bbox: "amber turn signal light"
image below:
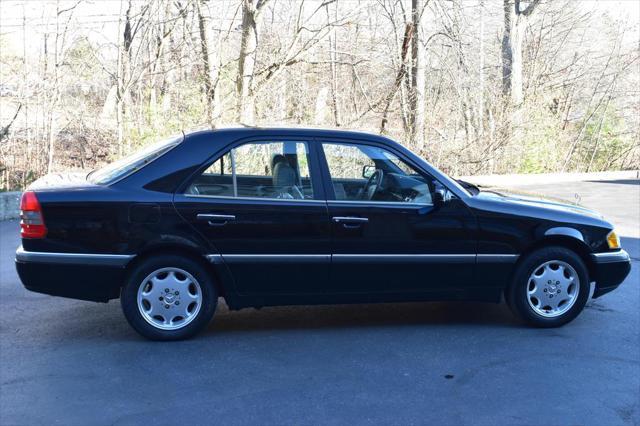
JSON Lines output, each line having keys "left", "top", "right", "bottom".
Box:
{"left": 606, "top": 230, "right": 621, "bottom": 249}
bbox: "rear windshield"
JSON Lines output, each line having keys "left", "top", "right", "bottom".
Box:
{"left": 87, "top": 135, "right": 182, "bottom": 185}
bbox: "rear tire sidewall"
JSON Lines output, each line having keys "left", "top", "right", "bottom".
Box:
{"left": 121, "top": 255, "right": 217, "bottom": 340}
{"left": 508, "top": 247, "right": 590, "bottom": 327}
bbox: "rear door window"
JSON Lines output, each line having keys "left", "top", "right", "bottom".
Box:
{"left": 187, "top": 141, "right": 314, "bottom": 200}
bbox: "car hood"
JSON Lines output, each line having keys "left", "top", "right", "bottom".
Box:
{"left": 475, "top": 187, "right": 604, "bottom": 220}
{"left": 27, "top": 171, "right": 96, "bottom": 191}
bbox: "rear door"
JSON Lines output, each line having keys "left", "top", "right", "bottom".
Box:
{"left": 173, "top": 137, "right": 330, "bottom": 295}
{"left": 319, "top": 140, "right": 476, "bottom": 295}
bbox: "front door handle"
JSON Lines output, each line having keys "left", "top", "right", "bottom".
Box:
{"left": 332, "top": 216, "right": 369, "bottom": 228}
{"left": 197, "top": 213, "right": 236, "bottom": 226}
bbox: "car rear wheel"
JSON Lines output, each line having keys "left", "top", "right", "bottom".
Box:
{"left": 121, "top": 255, "right": 217, "bottom": 340}
{"left": 507, "top": 246, "right": 590, "bottom": 327}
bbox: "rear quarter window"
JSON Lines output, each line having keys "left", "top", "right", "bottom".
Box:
{"left": 88, "top": 136, "right": 182, "bottom": 185}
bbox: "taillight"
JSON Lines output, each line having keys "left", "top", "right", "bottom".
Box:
{"left": 20, "top": 191, "right": 47, "bottom": 238}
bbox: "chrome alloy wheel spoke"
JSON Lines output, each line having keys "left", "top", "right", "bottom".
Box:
{"left": 136, "top": 267, "right": 203, "bottom": 331}
{"left": 526, "top": 260, "right": 579, "bottom": 318}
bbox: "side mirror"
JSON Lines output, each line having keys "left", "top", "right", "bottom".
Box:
{"left": 362, "top": 165, "right": 375, "bottom": 179}
{"left": 433, "top": 189, "right": 447, "bottom": 205}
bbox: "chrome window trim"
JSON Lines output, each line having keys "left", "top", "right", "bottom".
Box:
{"left": 183, "top": 194, "right": 326, "bottom": 204}
{"left": 328, "top": 200, "right": 431, "bottom": 208}
{"left": 591, "top": 250, "right": 630, "bottom": 264}
{"left": 15, "top": 246, "right": 134, "bottom": 267}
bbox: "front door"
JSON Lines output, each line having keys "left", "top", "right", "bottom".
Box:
{"left": 319, "top": 140, "right": 476, "bottom": 295}
{"left": 173, "top": 138, "right": 330, "bottom": 296}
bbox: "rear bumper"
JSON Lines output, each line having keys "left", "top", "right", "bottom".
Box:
{"left": 590, "top": 250, "right": 632, "bottom": 298}
{"left": 15, "top": 246, "right": 133, "bottom": 302}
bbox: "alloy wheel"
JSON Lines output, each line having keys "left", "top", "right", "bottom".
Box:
{"left": 136, "top": 267, "right": 202, "bottom": 330}
{"left": 526, "top": 260, "right": 580, "bottom": 318}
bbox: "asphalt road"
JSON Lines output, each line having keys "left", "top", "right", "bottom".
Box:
{"left": 1, "top": 180, "right": 638, "bottom": 426}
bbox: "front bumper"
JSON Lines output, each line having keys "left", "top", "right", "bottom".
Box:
{"left": 15, "top": 246, "right": 133, "bottom": 302}
{"left": 590, "top": 249, "right": 632, "bottom": 298}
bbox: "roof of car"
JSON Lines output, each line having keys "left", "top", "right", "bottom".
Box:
{"left": 184, "top": 126, "right": 397, "bottom": 143}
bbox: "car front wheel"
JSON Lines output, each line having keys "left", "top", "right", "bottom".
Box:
{"left": 507, "top": 246, "right": 590, "bottom": 327}
{"left": 121, "top": 254, "right": 217, "bottom": 340}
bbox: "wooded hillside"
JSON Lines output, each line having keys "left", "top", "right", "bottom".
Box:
{"left": 1, "top": 0, "right": 638, "bottom": 190}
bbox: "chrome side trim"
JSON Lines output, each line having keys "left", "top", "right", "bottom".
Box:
{"left": 15, "top": 246, "right": 134, "bottom": 267}
{"left": 206, "top": 254, "right": 224, "bottom": 264}
{"left": 206, "top": 253, "right": 519, "bottom": 264}
{"left": 332, "top": 254, "right": 475, "bottom": 264}
{"left": 477, "top": 254, "right": 520, "bottom": 263}
{"left": 207, "top": 254, "right": 330, "bottom": 264}
{"left": 591, "top": 250, "right": 630, "bottom": 264}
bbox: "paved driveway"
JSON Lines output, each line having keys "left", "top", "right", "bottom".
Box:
{"left": 1, "top": 180, "right": 638, "bottom": 426}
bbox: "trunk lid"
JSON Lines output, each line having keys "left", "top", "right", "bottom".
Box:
{"left": 27, "top": 172, "right": 97, "bottom": 192}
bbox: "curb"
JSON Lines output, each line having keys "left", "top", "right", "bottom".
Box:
{"left": 457, "top": 170, "right": 639, "bottom": 187}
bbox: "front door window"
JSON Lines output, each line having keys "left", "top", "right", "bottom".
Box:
{"left": 322, "top": 143, "right": 434, "bottom": 204}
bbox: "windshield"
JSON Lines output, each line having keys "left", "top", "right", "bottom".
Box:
{"left": 87, "top": 135, "right": 182, "bottom": 185}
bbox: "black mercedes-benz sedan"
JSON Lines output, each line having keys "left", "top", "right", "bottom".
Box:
{"left": 15, "top": 128, "right": 631, "bottom": 340}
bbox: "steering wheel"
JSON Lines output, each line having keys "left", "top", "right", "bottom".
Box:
{"left": 275, "top": 185, "right": 304, "bottom": 200}
{"left": 287, "top": 185, "right": 304, "bottom": 199}
{"left": 361, "top": 169, "right": 383, "bottom": 200}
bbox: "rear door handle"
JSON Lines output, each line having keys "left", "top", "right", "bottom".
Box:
{"left": 332, "top": 216, "right": 368, "bottom": 228}
{"left": 332, "top": 216, "right": 369, "bottom": 223}
{"left": 197, "top": 213, "right": 236, "bottom": 226}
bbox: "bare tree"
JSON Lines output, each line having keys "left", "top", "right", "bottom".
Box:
{"left": 502, "top": 0, "right": 540, "bottom": 106}
{"left": 1, "top": 0, "right": 638, "bottom": 191}
{"left": 46, "top": 0, "right": 82, "bottom": 173}
{"left": 236, "top": 0, "right": 272, "bottom": 124}
{"left": 408, "top": 0, "right": 427, "bottom": 149}
{"left": 195, "top": 0, "right": 220, "bottom": 128}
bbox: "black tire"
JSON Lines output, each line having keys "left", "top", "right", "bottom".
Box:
{"left": 506, "top": 246, "right": 590, "bottom": 328}
{"left": 121, "top": 254, "right": 217, "bottom": 340}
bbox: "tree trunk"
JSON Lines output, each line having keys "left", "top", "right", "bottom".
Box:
{"left": 409, "top": 0, "right": 426, "bottom": 150}
{"left": 327, "top": 2, "right": 340, "bottom": 127}
{"left": 502, "top": 0, "right": 538, "bottom": 107}
{"left": 380, "top": 23, "right": 414, "bottom": 135}
{"left": 237, "top": 0, "right": 260, "bottom": 124}
{"left": 314, "top": 87, "right": 328, "bottom": 125}
{"left": 478, "top": 0, "right": 485, "bottom": 140}
{"left": 501, "top": 1, "right": 524, "bottom": 106}
{"left": 196, "top": 0, "right": 219, "bottom": 128}
{"left": 114, "top": 0, "right": 136, "bottom": 155}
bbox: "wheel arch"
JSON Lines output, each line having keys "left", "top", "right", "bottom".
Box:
{"left": 517, "top": 234, "right": 596, "bottom": 282}
{"left": 123, "top": 244, "right": 230, "bottom": 297}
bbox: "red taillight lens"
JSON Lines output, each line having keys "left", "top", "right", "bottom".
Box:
{"left": 20, "top": 191, "right": 47, "bottom": 238}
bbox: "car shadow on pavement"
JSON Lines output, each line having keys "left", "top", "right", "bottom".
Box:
{"left": 205, "top": 300, "right": 520, "bottom": 336}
